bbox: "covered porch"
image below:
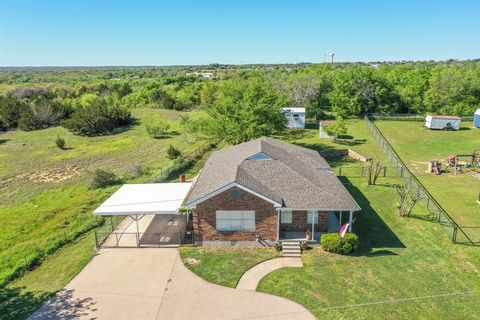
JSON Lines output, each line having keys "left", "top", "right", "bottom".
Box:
{"left": 277, "top": 209, "right": 355, "bottom": 243}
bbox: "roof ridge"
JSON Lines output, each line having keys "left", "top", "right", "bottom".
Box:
{"left": 236, "top": 165, "right": 283, "bottom": 204}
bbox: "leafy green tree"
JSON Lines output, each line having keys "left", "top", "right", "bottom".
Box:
{"left": 62, "top": 97, "right": 132, "bottom": 136}
{"left": 90, "top": 169, "right": 121, "bottom": 189}
{"left": 0, "top": 94, "right": 27, "bottom": 128}
{"left": 199, "top": 80, "right": 218, "bottom": 109}
{"left": 424, "top": 65, "right": 480, "bottom": 115}
{"left": 328, "top": 66, "right": 401, "bottom": 116}
{"left": 166, "top": 144, "right": 182, "bottom": 160}
{"left": 323, "top": 116, "right": 347, "bottom": 141}
{"left": 18, "top": 99, "right": 66, "bottom": 131}
{"left": 145, "top": 120, "right": 170, "bottom": 138}
{"left": 55, "top": 135, "right": 66, "bottom": 150}
{"left": 277, "top": 69, "right": 331, "bottom": 120}
{"left": 205, "top": 77, "right": 287, "bottom": 144}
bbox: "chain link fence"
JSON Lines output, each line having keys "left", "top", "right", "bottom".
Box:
{"left": 369, "top": 113, "right": 474, "bottom": 122}
{"left": 364, "top": 115, "right": 479, "bottom": 245}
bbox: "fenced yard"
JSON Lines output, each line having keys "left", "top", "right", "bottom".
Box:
{"left": 365, "top": 116, "right": 480, "bottom": 245}
{"left": 181, "top": 119, "right": 480, "bottom": 320}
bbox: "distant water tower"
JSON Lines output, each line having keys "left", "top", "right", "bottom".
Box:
{"left": 329, "top": 52, "right": 335, "bottom": 64}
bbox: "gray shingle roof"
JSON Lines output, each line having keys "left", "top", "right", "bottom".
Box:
{"left": 185, "top": 137, "right": 360, "bottom": 211}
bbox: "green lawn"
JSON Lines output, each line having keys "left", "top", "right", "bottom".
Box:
{"left": 0, "top": 108, "right": 208, "bottom": 286}
{"left": 1, "top": 234, "right": 96, "bottom": 320}
{"left": 374, "top": 121, "right": 480, "bottom": 226}
{"left": 3, "top": 118, "right": 480, "bottom": 320}
{"left": 178, "top": 247, "right": 281, "bottom": 288}
{"left": 259, "top": 174, "right": 480, "bottom": 319}
{"left": 277, "top": 120, "right": 390, "bottom": 168}
{"left": 180, "top": 120, "right": 480, "bottom": 320}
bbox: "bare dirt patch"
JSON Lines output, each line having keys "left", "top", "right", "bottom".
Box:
{"left": 410, "top": 160, "right": 430, "bottom": 173}
{"left": 184, "top": 258, "right": 200, "bottom": 266}
{"left": 17, "top": 164, "right": 82, "bottom": 183}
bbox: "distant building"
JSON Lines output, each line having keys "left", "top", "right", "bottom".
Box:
{"left": 282, "top": 108, "right": 305, "bottom": 128}
{"left": 187, "top": 71, "right": 216, "bottom": 79}
{"left": 474, "top": 109, "right": 480, "bottom": 128}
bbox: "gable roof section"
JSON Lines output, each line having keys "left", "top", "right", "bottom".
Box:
{"left": 184, "top": 137, "right": 360, "bottom": 211}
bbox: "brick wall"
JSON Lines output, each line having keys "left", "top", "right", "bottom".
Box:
{"left": 193, "top": 187, "right": 278, "bottom": 242}
{"left": 280, "top": 210, "right": 328, "bottom": 232}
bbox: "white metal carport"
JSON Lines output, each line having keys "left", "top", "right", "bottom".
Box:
{"left": 93, "top": 183, "right": 192, "bottom": 247}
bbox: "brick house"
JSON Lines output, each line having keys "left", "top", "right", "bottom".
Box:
{"left": 184, "top": 137, "right": 360, "bottom": 247}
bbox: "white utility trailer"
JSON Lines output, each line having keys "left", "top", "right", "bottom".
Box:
{"left": 425, "top": 115, "right": 461, "bottom": 131}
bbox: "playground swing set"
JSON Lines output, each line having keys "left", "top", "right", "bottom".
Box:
{"left": 447, "top": 151, "right": 480, "bottom": 175}
{"left": 428, "top": 149, "right": 480, "bottom": 175}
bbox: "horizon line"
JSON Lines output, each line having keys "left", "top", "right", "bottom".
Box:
{"left": 1, "top": 58, "right": 479, "bottom": 69}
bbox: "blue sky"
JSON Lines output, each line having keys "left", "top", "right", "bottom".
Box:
{"left": 0, "top": 0, "right": 479, "bottom": 66}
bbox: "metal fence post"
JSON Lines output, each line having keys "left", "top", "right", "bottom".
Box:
{"left": 94, "top": 231, "right": 99, "bottom": 248}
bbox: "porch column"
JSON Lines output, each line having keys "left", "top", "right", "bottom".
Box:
{"left": 348, "top": 211, "right": 353, "bottom": 232}
{"left": 311, "top": 211, "right": 316, "bottom": 241}
{"left": 339, "top": 211, "right": 343, "bottom": 227}
{"left": 276, "top": 209, "right": 280, "bottom": 241}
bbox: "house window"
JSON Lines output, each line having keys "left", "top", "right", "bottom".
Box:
{"left": 281, "top": 211, "right": 292, "bottom": 224}
{"left": 216, "top": 211, "right": 255, "bottom": 232}
{"left": 293, "top": 114, "right": 300, "bottom": 120}
{"left": 307, "top": 211, "right": 318, "bottom": 224}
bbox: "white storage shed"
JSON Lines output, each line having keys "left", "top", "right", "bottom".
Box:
{"left": 474, "top": 109, "right": 480, "bottom": 128}
{"left": 282, "top": 108, "right": 305, "bottom": 128}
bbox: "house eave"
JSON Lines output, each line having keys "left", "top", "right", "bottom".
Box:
{"left": 276, "top": 207, "right": 361, "bottom": 212}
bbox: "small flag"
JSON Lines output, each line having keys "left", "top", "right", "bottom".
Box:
{"left": 339, "top": 222, "right": 351, "bottom": 238}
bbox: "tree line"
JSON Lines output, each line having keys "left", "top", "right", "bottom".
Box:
{"left": 0, "top": 61, "right": 479, "bottom": 139}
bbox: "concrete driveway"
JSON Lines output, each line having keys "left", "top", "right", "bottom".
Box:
{"left": 29, "top": 248, "right": 314, "bottom": 320}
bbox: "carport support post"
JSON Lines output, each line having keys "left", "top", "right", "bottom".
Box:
{"left": 348, "top": 211, "right": 353, "bottom": 232}
{"left": 135, "top": 214, "right": 140, "bottom": 247}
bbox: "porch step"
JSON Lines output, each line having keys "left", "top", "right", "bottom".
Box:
{"left": 280, "top": 241, "right": 302, "bottom": 257}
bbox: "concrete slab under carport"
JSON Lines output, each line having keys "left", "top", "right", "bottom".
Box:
{"left": 101, "top": 215, "right": 155, "bottom": 247}
{"left": 101, "top": 214, "right": 187, "bottom": 247}
{"left": 29, "top": 248, "right": 314, "bottom": 320}
{"left": 140, "top": 214, "right": 187, "bottom": 246}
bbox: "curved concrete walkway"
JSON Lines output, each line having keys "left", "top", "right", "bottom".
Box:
{"left": 30, "top": 249, "right": 314, "bottom": 320}
{"left": 236, "top": 257, "right": 303, "bottom": 291}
